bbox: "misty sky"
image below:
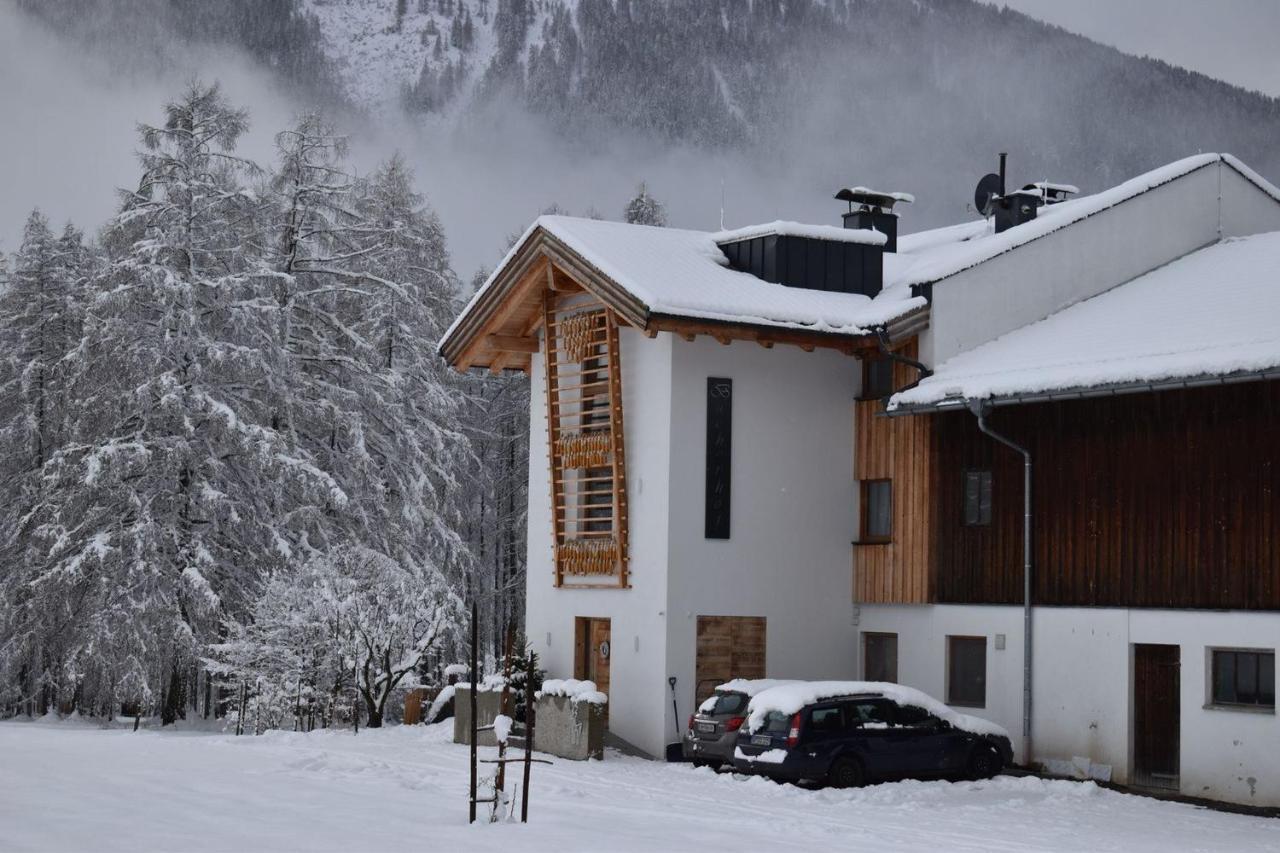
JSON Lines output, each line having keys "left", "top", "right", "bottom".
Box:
{"left": 1001, "top": 0, "right": 1280, "bottom": 97}
{"left": 3, "top": 1, "right": 1279, "bottom": 274}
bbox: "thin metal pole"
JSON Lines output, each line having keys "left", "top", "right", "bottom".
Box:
{"left": 521, "top": 651, "right": 534, "bottom": 823}
{"left": 469, "top": 599, "right": 478, "bottom": 824}
{"left": 972, "top": 403, "right": 1033, "bottom": 765}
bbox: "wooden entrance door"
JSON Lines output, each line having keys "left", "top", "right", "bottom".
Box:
{"left": 1133, "top": 643, "right": 1180, "bottom": 790}
{"left": 575, "top": 617, "right": 611, "bottom": 724}
{"left": 695, "top": 616, "right": 766, "bottom": 706}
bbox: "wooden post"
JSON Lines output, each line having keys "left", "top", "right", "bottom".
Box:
{"left": 236, "top": 682, "right": 246, "bottom": 736}
{"left": 468, "top": 599, "right": 478, "bottom": 824}
{"left": 521, "top": 651, "right": 535, "bottom": 823}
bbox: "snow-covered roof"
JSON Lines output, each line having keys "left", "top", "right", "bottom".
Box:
{"left": 712, "top": 220, "right": 887, "bottom": 246}
{"left": 890, "top": 231, "right": 1280, "bottom": 410}
{"left": 440, "top": 215, "right": 925, "bottom": 355}
{"left": 882, "top": 153, "right": 1280, "bottom": 292}
{"left": 743, "top": 680, "right": 1009, "bottom": 739}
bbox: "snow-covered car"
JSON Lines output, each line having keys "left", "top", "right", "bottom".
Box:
{"left": 732, "top": 681, "right": 1013, "bottom": 787}
{"left": 683, "top": 679, "right": 798, "bottom": 769}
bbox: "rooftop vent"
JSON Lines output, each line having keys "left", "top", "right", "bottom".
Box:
{"left": 974, "top": 153, "right": 1077, "bottom": 234}
{"left": 834, "top": 186, "right": 914, "bottom": 252}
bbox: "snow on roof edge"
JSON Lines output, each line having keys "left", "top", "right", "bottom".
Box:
{"left": 713, "top": 220, "right": 888, "bottom": 246}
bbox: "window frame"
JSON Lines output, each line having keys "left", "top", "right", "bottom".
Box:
{"left": 946, "top": 635, "right": 988, "bottom": 709}
{"left": 963, "top": 469, "right": 993, "bottom": 527}
{"left": 860, "top": 479, "right": 893, "bottom": 544}
{"left": 862, "top": 631, "right": 899, "bottom": 684}
{"left": 859, "top": 357, "right": 895, "bottom": 401}
{"left": 1207, "top": 647, "right": 1275, "bottom": 712}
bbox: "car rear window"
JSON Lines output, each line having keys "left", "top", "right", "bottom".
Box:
{"left": 760, "top": 711, "right": 792, "bottom": 733}
{"left": 708, "top": 692, "right": 749, "bottom": 715}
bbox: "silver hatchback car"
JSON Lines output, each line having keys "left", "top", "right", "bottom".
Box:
{"left": 683, "top": 680, "right": 797, "bottom": 768}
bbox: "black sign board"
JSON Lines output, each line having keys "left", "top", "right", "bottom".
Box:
{"left": 705, "top": 377, "right": 733, "bottom": 539}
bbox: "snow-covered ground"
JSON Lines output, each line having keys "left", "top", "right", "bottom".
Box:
{"left": 1, "top": 719, "right": 1275, "bottom": 852}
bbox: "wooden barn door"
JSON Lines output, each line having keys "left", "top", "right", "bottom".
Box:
{"left": 695, "top": 616, "right": 766, "bottom": 706}
{"left": 575, "top": 617, "right": 611, "bottom": 725}
{"left": 1133, "top": 644, "right": 1180, "bottom": 790}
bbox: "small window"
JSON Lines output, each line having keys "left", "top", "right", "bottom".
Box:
{"left": 863, "top": 632, "right": 898, "bottom": 683}
{"left": 963, "top": 470, "right": 993, "bottom": 526}
{"left": 947, "top": 636, "right": 987, "bottom": 708}
{"left": 861, "top": 358, "right": 895, "bottom": 400}
{"left": 861, "top": 479, "right": 892, "bottom": 542}
{"left": 1211, "top": 649, "right": 1275, "bottom": 709}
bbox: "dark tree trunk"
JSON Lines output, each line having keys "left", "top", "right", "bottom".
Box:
{"left": 161, "top": 664, "right": 183, "bottom": 726}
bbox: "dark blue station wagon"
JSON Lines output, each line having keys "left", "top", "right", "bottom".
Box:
{"left": 733, "top": 692, "right": 1013, "bottom": 787}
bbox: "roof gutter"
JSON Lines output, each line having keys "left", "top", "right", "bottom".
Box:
{"left": 885, "top": 366, "right": 1280, "bottom": 416}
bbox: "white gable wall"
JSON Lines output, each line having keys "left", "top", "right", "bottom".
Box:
{"left": 923, "top": 163, "right": 1223, "bottom": 365}
{"left": 524, "top": 329, "right": 676, "bottom": 758}
{"left": 663, "top": 336, "right": 861, "bottom": 736}
{"left": 1219, "top": 164, "right": 1280, "bottom": 238}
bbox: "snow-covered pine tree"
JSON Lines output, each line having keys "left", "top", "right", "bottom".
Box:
{"left": 623, "top": 181, "right": 667, "bottom": 226}
{"left": 31, "top": 82, "right": 339, "bottom": 722}
{"left": 0, "top": 210, "right": 91, "bottom": 715}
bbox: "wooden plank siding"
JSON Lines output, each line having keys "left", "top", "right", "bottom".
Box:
{"left": 694, "top": 616, "right": 767, "bottom": 706}
{"left": 853, "top": 341, "right": 936, "bottom": 604}
{"left": 933, "top": 381, "right": 1280, "bottom": 609}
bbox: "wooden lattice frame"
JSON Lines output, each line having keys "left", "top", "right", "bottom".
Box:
{"left": 544, "top": 293, "right": 630, "bottom": 588}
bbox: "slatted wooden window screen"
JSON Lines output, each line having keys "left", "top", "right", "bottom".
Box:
{"left": 544, "top": 295, "right": 629, "bottom": 588}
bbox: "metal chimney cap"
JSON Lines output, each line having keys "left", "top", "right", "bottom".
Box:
{"left": 834, "top": 187, "right": 915, "bottom": 210}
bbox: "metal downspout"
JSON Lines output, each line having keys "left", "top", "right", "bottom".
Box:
{"left": 969, "top": 401, "right": 1033, "bottom": 765}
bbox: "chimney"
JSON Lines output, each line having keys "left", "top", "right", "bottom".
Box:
{"left": 834, "top": 187, "right": 913, "bottom": 252}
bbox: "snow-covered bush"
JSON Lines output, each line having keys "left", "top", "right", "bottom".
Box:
{"left": 208, "top": 545, "right": 465, "bottom": 729}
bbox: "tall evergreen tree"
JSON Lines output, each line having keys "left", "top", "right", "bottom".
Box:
{"left": 623, "top": 181, "right": 667, "bottom": 226}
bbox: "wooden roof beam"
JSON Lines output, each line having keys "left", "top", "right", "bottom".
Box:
{"left": 486, "top": 334, "right": 540, "bottom": 354}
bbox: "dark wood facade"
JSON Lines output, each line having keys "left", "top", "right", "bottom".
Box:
{"left": 932, "top": 381, "right": 1280, "bottom": 610}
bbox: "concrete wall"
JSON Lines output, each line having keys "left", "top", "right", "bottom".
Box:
{"left": 663, "top": 336, "right": 862, "bottom": 741}
{"left": 535, "top": 696, "right": 605, "bottom": 760}
{"left": 858, "top": 603, "right": 1280, "bottom": 807}
{"left": 524, "top": 328, "right": 675, "bottom": 759}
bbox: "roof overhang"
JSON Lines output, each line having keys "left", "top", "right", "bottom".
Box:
{"left": 886, "top": 367, "right": 1280, "bottom": 416}
{"left": 439, "top": 224, "right": 928, "bottom": 372}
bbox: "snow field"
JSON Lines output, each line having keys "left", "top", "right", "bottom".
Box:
{"left": 1, "top": 720, "right": 1276, "bottom": 852}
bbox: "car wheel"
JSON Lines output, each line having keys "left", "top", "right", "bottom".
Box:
{"left": 705, "top": 760, "right": 723, "bottom": 772}
{"left": 828, "top": 757, "right": 865, "bottom": 789}
{"left": 967, "top": 744, "right": 1002, "bottom": 780}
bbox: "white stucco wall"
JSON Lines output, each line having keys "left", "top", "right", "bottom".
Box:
{"left": 524, "top": 328, "right": 676, "bottom": 758}
{"left": 922, "top": 164, "right": 1223, "bottom": 366}
{"left": 663, "top": 337, "right": 862, "bottom": 742}
{"left": 858, "top": 603, "right": 1280, "bottom": 807}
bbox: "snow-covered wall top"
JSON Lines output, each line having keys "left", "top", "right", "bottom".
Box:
{"left": 536, "top": 678, "right": 608, "bottom": 705}
{"left": 890, "top": 231, "right": 1280, "bottom": 408}
{"left": 744, "top": 680, "right": 1010, "bottom": 739}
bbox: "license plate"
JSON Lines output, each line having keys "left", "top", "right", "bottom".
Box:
{"left": 697, "top": 722, "right": 716, "bottom": 733}
{"left": 751, "top": 735, "right": 772, "bottom": 746}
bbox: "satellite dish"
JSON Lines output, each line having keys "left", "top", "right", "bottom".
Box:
{"left": 974, "top": 173, "right": 1002, "bottom": 217}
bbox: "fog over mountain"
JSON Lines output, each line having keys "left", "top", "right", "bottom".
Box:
{"left": 6, "top": 0, "right": 1280, "bottom": 280}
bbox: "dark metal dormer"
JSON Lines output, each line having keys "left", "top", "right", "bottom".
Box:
{"left": 716, "top": 221, "right": 886, "bottom": 297}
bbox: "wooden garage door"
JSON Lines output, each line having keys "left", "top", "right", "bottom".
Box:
{"left": 695, "top": 616, "right": 766, "bottom": 706}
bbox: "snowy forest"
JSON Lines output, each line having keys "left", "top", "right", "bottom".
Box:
{"left": 0, "top": 83, "right": 553, "bottom": 727}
